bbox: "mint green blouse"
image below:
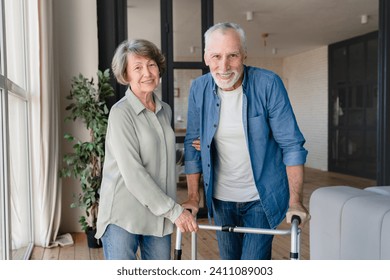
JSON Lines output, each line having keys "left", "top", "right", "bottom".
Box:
{"left": 95, "top": 89, "right": 183, "bottom": 238}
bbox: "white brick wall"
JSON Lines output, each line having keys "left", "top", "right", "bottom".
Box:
{"left": 283, "top": 47, "right": 328, "bottom": 170}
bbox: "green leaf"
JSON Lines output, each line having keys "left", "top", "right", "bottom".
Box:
{"left": 64, "top": 133, "right": 75, "bottom": 141}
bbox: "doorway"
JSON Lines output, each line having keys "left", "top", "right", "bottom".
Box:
{"left": 328, "top": 31, "right": 378, "bottom": 179}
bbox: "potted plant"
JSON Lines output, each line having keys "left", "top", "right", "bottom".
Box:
{"left": 60, "top": 69, "right": 114, "bottom": 248}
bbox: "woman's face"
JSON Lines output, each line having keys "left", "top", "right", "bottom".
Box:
{"left": 125, "top": 53, "right": 160, "bottom": 95}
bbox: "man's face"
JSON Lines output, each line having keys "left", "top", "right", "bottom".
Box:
{"left": 204, "top": 29, "right": 246, "bottom": 91}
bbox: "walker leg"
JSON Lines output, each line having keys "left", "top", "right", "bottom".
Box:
{"left": 191, "top": 231, "right": 197, "bottom": 260}
{"left": 174, "top": 227, "right": 182, "bottom": 260}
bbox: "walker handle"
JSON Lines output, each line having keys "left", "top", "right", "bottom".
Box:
{"left": 291, "top": 215, "right": 301, "bottom": 225}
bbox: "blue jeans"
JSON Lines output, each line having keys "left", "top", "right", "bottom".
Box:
{"left": 101, "top": 224, "right": 171, "bottom": 260}
{"left": 212, "top": 198, "right": 274, "bottom": 260}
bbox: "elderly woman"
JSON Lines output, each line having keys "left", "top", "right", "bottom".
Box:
{"left": 95, "top": 39, "right": 198, "bottom": 260}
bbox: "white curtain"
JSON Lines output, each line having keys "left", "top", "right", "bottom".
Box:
{"left": 30, "top": 0, "right": 62, "bottom": 247}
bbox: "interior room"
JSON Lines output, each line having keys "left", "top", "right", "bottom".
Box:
{"left": 1, "top": 0, "right": 389, "bottom": 261}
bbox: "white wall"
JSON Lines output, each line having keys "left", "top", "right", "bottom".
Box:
{"left": 246, "top": 57, "right": 284, "bottom": 77}
{"left": 54, "top": 0, "right": 99, "bottom": 233}
{"left": 283, "top": 47, "right": 329, "bottom": 171}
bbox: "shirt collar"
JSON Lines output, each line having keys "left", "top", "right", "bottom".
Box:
{"left": 241, "top": 64, "right": 248, "bottom": 92}
{"left": 125, "top": 88, "right": 163, "bottom": 115}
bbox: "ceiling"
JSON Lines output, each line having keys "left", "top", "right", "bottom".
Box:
{"left": 127, "top": 0, "right": 379, "bottom": 59}
{"left": 213, "top": 0, "right": 379, "bottom": 58}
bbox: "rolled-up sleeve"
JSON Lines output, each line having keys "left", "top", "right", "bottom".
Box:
{"left": 282, "top": 149, "right": 308, "bottom": 166}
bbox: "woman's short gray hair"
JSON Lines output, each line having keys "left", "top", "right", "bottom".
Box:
{"left": 111, "top": 39, "right": 166, "bottom": 85}
{"left": 204, "top": 22, "right": 247, "bottom": 54}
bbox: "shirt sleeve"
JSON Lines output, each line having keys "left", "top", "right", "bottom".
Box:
{"left": 267, "top": 74, "right": 308, "bottom": 166}
{"left": 184, "top": 82, "right": 203, "bottom": 174}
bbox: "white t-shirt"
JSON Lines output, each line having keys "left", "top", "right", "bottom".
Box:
{"left": 213, "top": 86, "right": 260, "bottom": 202}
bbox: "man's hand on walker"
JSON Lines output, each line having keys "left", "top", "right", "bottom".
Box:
{"left": 286, "top": 203, "right": 311, "bottom": 228}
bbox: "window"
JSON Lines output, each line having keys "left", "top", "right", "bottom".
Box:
{"left": 0, "top": 0, "right": 37, "bottom": 260}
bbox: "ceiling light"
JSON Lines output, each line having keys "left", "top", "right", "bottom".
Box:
{"left": 361, "top": 14, "right": 368, "bottom": 24}
{"left": 246, "top": 11, "right": 253, "bottom": 21}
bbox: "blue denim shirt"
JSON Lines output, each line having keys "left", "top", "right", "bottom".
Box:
{"left": 184, "top": 65, "right": 308, "bottom": 228}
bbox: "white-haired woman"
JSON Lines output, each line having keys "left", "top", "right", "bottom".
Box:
{"left": 95, "top": 39, "right": 198, "bottom": 260}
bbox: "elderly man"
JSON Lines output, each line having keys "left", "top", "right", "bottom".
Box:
{"left": 182, "top": 22, "right": 310, "bottom": 260}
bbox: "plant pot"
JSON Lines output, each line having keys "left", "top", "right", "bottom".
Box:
{"left": 86, "top": 228, "right": 102, "bottom": 248}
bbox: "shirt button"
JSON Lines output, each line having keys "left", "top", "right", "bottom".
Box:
{"left": 207, "top": 145, "right": 210, "bottom": 148}
{"left": 216, "top": 103, "right": 220, "bottom": 107}
{"left": 214, "top": 124, "right": 217, "bottom": 128}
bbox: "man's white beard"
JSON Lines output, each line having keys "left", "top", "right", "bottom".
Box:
{"left": 212, "top": 70, "right": 241, "bottom": 90}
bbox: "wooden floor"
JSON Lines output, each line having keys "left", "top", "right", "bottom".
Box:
{"left": 30, "top": 167, "right": 376, "bottom": 260}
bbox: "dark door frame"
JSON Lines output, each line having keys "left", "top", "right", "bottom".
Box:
{"left": 377, "top": 0, "right": 390, "bottom": 185}
{"left": 96, "top": 0, "right": 128, "bottom": 109}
